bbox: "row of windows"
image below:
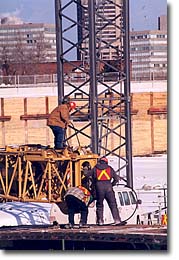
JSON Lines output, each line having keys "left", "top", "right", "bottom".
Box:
{"left": 132, "top": 58, "right": 150, "bottom": 62}
{"left": 0, "top": 28, "right": 44, "bottom": 34}
{"left": 0, "top": 33, "right": 55, "bottom": 40}
{"left": 0, "top": 44, "right": 57, "bottom": 51}
{"left": 132, "top": 55, "right": 167, "bottom": 62}
{"left": 131, "top": 46, "right": 167, "bottom": 51}
{"left": 0, "top": 33, "right": 45, "bottom": 39}
{"left": 131, "top": 51, "right": 167, "bottom": 57}
{"left": 0, "top": 39, "right": 56, "bottom": 46}
{"left": 132, "top": 63, "right": 167, "bottom": 68}
{"left": 44, "top": 27, "right": 55, "bottom": 33}
{"left": 150, "top": 57, "right": 167, "bottom": 61}
{"left": 131, "top": 46, "right": 150, "bottom": 51}
{"left": 132, "top": 68, "right": 167, "bottom": 73}
{"left": 0, "top": 50, "right": 56, "bottom": 56}
{"left": 132, "top": 64, "right": 149, "bottom": 68}
{"left": 153, "top": 63, "right": 167, "bottom": 67}
{"left": 130, "top": 40, "right": 167, "bottom": 46}
{"left": 130, "top": 34, "right": 167, "bottom": 40}
{"left": 0, "top": 34, "right": 38, "bottom": 39}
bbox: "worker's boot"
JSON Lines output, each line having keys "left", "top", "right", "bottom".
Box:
{"left": 96, "top": 208, "right": 104, "bottom": 226}
{"left": 97, "top": 220, "right": 104, "bottom": 226}
{"left": 64, "top": 223, "right": 74, "bottom": 229}
{"left": 79, "top": 223, "right": 90, "bottom": 228}
{"left": 112, "top": 220, "right": 127, "bottom": 226}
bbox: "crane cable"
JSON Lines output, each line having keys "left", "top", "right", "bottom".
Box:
{"left": 66, "top": 121, "right": 81, "bottom": 148}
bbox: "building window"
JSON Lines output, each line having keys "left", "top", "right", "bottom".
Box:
{"left": 157, "top": 34, "right": 165, "bottom": 38}
{"left": 27, "top": 33, "right": 33, "bottom": 38}
{"left": 27, "top": 39, "right": 33, "bottom": 44}
{"left": 137, "top": 35, "right": 143, "bottom": 39}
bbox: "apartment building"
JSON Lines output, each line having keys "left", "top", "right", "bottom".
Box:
{"left": 77, "top": 0, "right": 123, "bottom": 61}
{"left": 0, "top": 20, "right": 56, "bottom": 65}
{"left": 130, "top": 15, "right": 167, "bottom": 81}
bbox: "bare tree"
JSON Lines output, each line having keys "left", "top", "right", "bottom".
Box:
{"left": 2, "top": 29, "right": 48, "bottom": 75}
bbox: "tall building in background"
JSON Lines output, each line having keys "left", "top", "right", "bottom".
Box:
{"left": 158, "top": 15, "right": 167, "bottom": 31}
{"left": 77, "top": 0, "right": 123, "bottom": 61}
{"left": 130, "top": 15, "right": 167, "bottom": 81}
{"left": 0, "top": 20, "right": 56, "bottom": 64}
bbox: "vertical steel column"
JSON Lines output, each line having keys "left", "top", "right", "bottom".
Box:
{"left": 88, "top": 0, "right": 98, "bottom": 154}
{"left": 123, "top": 0, "right": 133, "bottom": 188}
{"left": 55, "top": 0, "right": 64, "bottom": 104}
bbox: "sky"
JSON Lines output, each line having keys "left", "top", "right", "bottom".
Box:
{"left": 0, "top": 0, "right": 167, "bottom": 31}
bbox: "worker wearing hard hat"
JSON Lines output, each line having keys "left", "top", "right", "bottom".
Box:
{"left": 47, "top": 96, "right": 76, "bottom": 150}
{"left": 84, "top": 157, "right": 125, "bottom": 226}
{"left": 64, "top": 174, "right": 93, "bottom": 229}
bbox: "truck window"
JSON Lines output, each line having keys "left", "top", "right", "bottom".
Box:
{"left": 122, "top": 191, "right": 130, "bottom": 205}
{"left": 118, "top": 192, "right": 124, "bottom": 206}
{"left": 129, "top": 191, "right": 137, "bottom": 204}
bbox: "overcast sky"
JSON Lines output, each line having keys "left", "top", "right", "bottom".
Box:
{"left": 0, "top": 0, "right": 167, "bottom": 31}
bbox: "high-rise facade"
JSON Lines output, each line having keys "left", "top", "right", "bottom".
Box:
{"left": 158, "top": 15, "right": 167, "bottom": 31}
{"left": 130, "top": 15, "right": 167, "bottom": 81}
{"left": 77, "top": 0, "right": 122, "bottom": 61}
{"left": 0, "top": 21, "right": 56, "bottom": 64}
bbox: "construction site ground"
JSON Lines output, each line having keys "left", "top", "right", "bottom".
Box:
{"left": 0, "top": 224, "right": 167, "bottom": 250}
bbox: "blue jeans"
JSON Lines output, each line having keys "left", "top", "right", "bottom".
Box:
{"left": 49, "top": 125, "right": 66, "bottom": 149}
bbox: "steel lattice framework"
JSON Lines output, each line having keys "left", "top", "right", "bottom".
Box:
{"left": 54, "top": 0, "right": 133, "bottom": 187}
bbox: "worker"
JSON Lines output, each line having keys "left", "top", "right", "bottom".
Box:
{"left": 84, "top": 157, "right": 124, "bottom": 226}
{"left": 47, "top": 96, "right": 76, "bottom": 150}
{"left": 64, "top": 176, "right": 93, "bottom": 229}
{"left": 81, "top": 161, "right": 96, "bottom": 200}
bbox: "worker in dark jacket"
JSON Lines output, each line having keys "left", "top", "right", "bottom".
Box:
{"left": 64, "top": 181, "right": 93, "bottom": 228}
{"left": 84, "top": 157, "right": 122, "bottom": 226}
{"left": 47, "top": 96, "right": 76, "bottom": 149}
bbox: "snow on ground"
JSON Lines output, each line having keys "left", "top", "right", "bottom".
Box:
{"left": 108, "top": 154, "right": 167, "bottom": 189}
{"left": 132, "top": 155, "right": 167, "bottom": 189}
{"left": 108, "top": 154, "right": 167, "bottom": 213}
{"left": 132, "top": 155, "right": 167, "bottom": 214}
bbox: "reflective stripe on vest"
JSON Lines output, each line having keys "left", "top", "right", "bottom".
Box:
{"left": 78, "top": 185, "right": 91, "bottom": 196}
{"left": 96, "top": 167, "right": 111, "bottom": 181}
{"left": 78, "top": 185, "right": 91, "bottom": 205}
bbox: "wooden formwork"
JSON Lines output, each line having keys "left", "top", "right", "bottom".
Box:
{"left": 0, "top": 144, "right": 98, "bottom": 203}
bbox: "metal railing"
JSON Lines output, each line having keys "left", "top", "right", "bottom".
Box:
{"left": 0, "top": 71, "right": 167, "bottom": 86}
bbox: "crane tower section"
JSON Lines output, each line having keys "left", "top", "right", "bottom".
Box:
{"left": 55, "top": 0, "right": 133, "bottom": 187}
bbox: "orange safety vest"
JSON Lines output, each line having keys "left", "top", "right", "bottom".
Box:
{"left": 78, "top": 185, "right": 91, "bottom": 196}
{"left": 161, "top": 214, "right": 167, "bottom": 225}
{"left": 96, "top": 167, "right": 111, "bottom": 181}
{"left": 78, "top": 185, "right": 91, "bottom": 205}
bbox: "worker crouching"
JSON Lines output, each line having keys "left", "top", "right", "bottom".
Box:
{"left": 64, "top": 177, "right": 93, "bottom": 229}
